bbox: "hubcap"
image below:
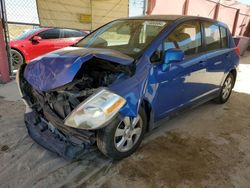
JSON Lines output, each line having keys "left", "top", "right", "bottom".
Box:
{"left": 222, "top": 76, "right": 232, "bottom": 100}
{"left": 11, "top": 51, "right": 22, "bottom": 70}
{"left": 114, "top": 115, "right": 142, "bottom": 152}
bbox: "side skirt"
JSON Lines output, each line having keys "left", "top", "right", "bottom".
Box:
{"left": 149, "top": 90, "right": 220, "bottom": 131}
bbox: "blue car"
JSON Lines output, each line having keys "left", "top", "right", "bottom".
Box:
{"left": 17, "top": 15, "right": 240, "bottom": 160}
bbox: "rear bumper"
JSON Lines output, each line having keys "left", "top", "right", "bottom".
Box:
{"left": 24, "top": 110, "right": 95, "bottom": 161}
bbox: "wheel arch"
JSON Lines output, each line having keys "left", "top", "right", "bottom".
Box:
{"left": 229, "top": 68, "right": 237, "bottom": 87}
{"left": 11, "top": 47, "right": 26, "bottom": 62}
{"left": 140, "top": 99, "right": 153, "bottom": 132}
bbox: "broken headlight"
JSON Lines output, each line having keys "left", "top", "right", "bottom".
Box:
{"left": 64, "top": 88, "right": 126, "bottom": 130}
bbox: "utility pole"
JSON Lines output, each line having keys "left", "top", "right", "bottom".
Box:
{"left": 0, "top": 0, "right": 10, "bottom": 82}
{"left": 143, "top": 0, "right": 147, "bottom": 15}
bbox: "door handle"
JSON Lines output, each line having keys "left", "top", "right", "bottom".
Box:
{"left": 199, "top": 61, "right": 206, "bottom": 67}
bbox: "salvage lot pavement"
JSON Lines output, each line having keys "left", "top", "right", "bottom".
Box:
{"left": 0, "top": 54, "right": 250, "bottom": 188}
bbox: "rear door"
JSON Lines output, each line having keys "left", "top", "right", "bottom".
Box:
{"left": 202, "top": 22, "right": 229, "bottom": 89}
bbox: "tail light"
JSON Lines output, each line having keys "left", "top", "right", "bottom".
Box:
{"left": 234, "top": 47, "right": 240, "bottom": 56}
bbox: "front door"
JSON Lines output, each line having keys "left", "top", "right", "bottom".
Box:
{"left": 29, "top": 29, "right": 62, "bottom": 60}
{"left": 152, "top": 20, "right": 209, "bottom": 120}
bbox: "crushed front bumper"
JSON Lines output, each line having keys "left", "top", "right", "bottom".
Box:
{"left": 24, "top": 110, "right": 95, "bottom": 161}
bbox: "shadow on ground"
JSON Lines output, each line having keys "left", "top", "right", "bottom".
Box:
{"left": 0, "top": 90, "right": 250, "bottom": 188}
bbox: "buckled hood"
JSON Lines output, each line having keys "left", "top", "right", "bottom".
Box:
{"left": 24, "top": 47, "right": 134, "bottom": 92}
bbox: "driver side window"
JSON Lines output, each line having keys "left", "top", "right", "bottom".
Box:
{"left": 165, "top": 21, "right": 202, "bottom": 56}
{"left": 37, "top": 29, "right": 61, "bottom": 40}
{"left": 151, "top": 21, "right": 202, "bottom": 63}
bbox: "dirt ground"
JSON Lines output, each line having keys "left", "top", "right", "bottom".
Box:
{"left": 1, "top": 54, "right": 250, "bottom": 188}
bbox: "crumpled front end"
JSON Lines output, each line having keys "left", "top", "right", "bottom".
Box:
{"left": 18, "top": 64, "right": 96, "bottom": 160}
{"left": 17, "top": 48, "right": 138, "bottom": 160}
{"left": 24, "top": 110, "right": 95, "bottom": 160}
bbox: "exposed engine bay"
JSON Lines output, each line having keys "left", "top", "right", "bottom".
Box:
{"left": 21, "top": 58, "right": 134, "bottom": 120}
{"left": 19, "top": 58, "right": 134, "bottom": 154}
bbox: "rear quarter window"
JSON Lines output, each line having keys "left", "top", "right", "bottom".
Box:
{"left": 204, "top": 22, "right": 221, "bottom": 51}
{"left": 220, "top": 26, "right": 228, "bottom": 48}
{"left": 62, "top": 29, "right": 86, "bottom": 38}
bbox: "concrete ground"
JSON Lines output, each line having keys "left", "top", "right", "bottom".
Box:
{"left": 0, "top": 53, "right": 250, "bottom": 188}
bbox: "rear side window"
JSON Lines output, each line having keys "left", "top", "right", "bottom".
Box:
{"left": 164, "top": 21, "right": 202, "bottom": 56}
{"left": 38, "top": 29, "right": 60, "bottom": 39}
{"left": 220, "top": 26, "right": 228, "bottom": 48}
{"left": 62, "top": 29, "right": 86, "bottom": 38}
{"left": 204, "top": 22, "right": 221, "bottom": 51}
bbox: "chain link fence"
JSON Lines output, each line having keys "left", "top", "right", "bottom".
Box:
{"left": 5, "top": 0, "right": 39, "bottom": 39}
{"left": 5, "top": 0, "right": 145, "bottom": 39}
{"left": 5, "top": 0, "right": 39, "bottom": 24}
{"left": 8, "top": 23, "right": 39, "bottom": 40}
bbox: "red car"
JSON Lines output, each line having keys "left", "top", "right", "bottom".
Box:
{"left": 10, "top": 28, "right": 87, "bottom": 69}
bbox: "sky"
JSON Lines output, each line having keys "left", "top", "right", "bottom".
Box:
{"left": 238, "top": 0, "right": 250, "bottom": 4}
{"left": 4, "top": 0, "right": 250, "bottom": 25}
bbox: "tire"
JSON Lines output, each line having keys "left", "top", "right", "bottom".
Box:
{"left": 214, "top": 73, "right": 235, "bottom": 104}
{"left": 97, "top": 108, "right": 147, "bottom": 160}
{"left": 11, "top": 49, "right": 24, "bottom": 70}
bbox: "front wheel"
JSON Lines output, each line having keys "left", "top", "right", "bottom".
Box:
{"left": 11, "top": 49, "right": 24, "bottom": 70}
{"left": 214, "top": 73, "right": 235, "bottom": 104}
{"left": 97, "top": 108, "right": 146, "bottom": 160}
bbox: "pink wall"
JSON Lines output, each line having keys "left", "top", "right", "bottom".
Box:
{"left": 149, "top": 0, "right": 185, "bottom": 15}
{"left": 147, "top": 0, "right": 250, "bottom": 36}
{"left": 217, "top": 4, "right": 237, "bottom": 32}
{"left": 188, "top": 0, "right": 216, "bottom": 18}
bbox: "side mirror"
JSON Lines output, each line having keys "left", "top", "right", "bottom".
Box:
{"left": 162, "top": 48, "right": 184, "bottom": 71}
{"left": 32, "top": 36, "right": 42, "bottom": 42}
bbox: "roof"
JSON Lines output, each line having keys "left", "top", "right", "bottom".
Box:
{"left": 127, "top": 15, "right": 185, "bottom": 21}
{"left": 116, "top": 15, "right": 228, "bottom": 28}
{"left": 121, "top": 15, "right": 218, "bottom": 23}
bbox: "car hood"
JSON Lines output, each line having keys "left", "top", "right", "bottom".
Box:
{"left": 9, "top": 39, "right": 25, "bottom": 47}
{"left": 24, "top": 47, "right": 134, "bottom": 92}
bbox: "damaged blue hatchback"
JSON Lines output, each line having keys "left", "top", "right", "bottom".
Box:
{"left": 17, "top": 15, "right": 239, "bottom": 160}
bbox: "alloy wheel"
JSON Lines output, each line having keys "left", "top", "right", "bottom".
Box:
{"left": 11, "top": 50, "right": 23, "bottom": 70}
{"left": 114, "top": 115, "right": 143, "bottom": 152}
{"left": 222, "top": 76, "right": 233, "bottom": 100}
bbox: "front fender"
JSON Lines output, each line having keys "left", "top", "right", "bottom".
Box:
{"left": 10, "top": 41, "right": 30, "bottom": 62}
{"left": 109, "top": 56, "right": 151, "bottom": 117}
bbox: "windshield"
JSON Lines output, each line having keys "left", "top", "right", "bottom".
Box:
{"left": 15, "top": 28, "right": 42, "bottom": 40}
{"left": 76, "top": 19, "right": 169, "bottom": 58}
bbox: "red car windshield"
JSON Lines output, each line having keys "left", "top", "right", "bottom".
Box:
{"left": 15, "top": 28, "right": 43, "bottom": 40}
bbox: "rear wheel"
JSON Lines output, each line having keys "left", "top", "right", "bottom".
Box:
{"left": 11, "top": 49, "right": 24, "bottom": 70}
{"left": 214, "top": 73, "right": 234, "bottom": 104}
{"left": 97, "top": 108, "right": 146, "bottom": 160}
